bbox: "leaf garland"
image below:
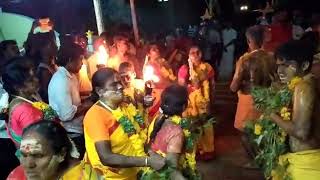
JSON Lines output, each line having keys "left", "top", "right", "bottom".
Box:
{"left": 140, "top": 115, "right": 203, "bottom": 180}
{"left": 245, "top": 78, "right": 302, "bottom": 179}
{"left": 134, "top": 114, "right": 144, "bottom": 127}
{"left": 32, "top": 101, "right": 58, "bottom": 121}
{"left": 118, "top": 116, "right": 136, "bottom": 135}
{"left": 111, "top": 103, "right": 146, "bottom": 136}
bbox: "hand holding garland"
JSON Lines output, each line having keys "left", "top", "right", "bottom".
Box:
{"left": 95, "top": 140, "right": 165, "bottom": 170}
{"left": 95, "top": 101, "right": 166, "bottom": 170}
{"left": 141, "top": 115, "right": 200, "bottom": 180}
{"left": 245, "top": 76, "right": 311, "bottom": 179}
{"left": 270, "top": 78, "right": 315, "bottom": 141}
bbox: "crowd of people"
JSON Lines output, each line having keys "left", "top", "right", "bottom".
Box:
{"left": 0, "top": 7, "right": 320, "bottom": 180}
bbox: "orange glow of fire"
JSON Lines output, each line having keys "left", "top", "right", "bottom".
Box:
{"left": 134, "top": 79, "right": 145, "bottom": 91}
{"left": 79, "top": 64, "right": 88, "bottom": 78}
{"left": 97, "top": 45, "right": 108, "bottom": 65}
{"left": 143, "top": 65, "right": 159, "bottom": 83}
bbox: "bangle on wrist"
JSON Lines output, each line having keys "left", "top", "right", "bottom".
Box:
{"left": 145, "top": 157, "right": 148, "bottom": 166}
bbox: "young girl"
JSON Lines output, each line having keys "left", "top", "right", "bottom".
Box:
{"left": 144, "top": 85, "right": 200, "bottom": 180}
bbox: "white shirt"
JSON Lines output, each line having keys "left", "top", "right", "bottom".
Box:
{"left": 222, "top": 28, "right": 237, "bottom": 46}
{"left": 0, "top": 80, "right": 9, "bottom": 112}
{"left": 48, "top": 67, "right": 83, "bottom": 134}
{"left": 208, "top": 29, "right": 222, "bottom": 44}
{"left": 0, "top": 80, "right": 9, "bottom": 138}
{"left": 222, "top": 28, "right": 237, "bottom": 52}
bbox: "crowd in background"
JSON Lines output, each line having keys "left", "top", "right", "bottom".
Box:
{"left": 0, "top": 7, "right": 320, "bottom": 180}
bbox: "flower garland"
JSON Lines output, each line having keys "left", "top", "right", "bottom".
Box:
{"left": 171, "top": 116, "right": 195, "bottom": 153}
{"left": 288, "top": 77, "right": 302, "bottom": 91}
{"left": 245, "top": 76, "right": 302, "bottom": 179}
{"left": 99, "top": 101, "right": 146, "bottom": 156}
{"left": 32, "top": 101, "right": 79, "bottom": 158}
{"left": 171, "top": 115, "right": 201, "bottom": 179}
{"left": 140, "top": 115, "right": 201, "bottom": 180}
{"left": 32, "top": 101, "right": 58, "bottom": 121}
{"left": 185, "top": 61, "right": 210, "bottom": 117}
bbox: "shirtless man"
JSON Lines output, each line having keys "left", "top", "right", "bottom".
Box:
{"left": 271, "top": 40, "right": 320, "bottom": 179}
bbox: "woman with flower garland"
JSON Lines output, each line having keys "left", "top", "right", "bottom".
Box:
{"left": 269, "top": 40, "right": 320, "bottom": 180}
{"left": 83, "top": 68, "right": 165, "bottom": 180}
{"left": 2, "top": 57, "right": 43, "bottom": 156}
{"left": 178, "top": 45, "right": 215, "bottom": 160}
{"left": 143, "top": 84, "right": 199, "bottom": 180}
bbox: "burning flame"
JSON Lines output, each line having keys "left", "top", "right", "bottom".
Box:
{"left": 80, "top": 64, "right": 87, "bottom": 73}
{"left": 79, "top": 64, "right": 88, "bottom": 79}
{"left": 134, "top": 79, "right": 145, "bottom": 92}
{"left": 97, "top": 45, "right": 109, "bottom": 65}
{"left": 143, "top": 65, "right": 160, "bottom": 83}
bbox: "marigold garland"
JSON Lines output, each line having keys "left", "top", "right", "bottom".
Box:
{"left": 288, "top": 77, "right": 302, "bottom": 91}
{"left": 99, "top": 101, "right": 146, "bottom": 156}
{"left": 32, "top": 101, "right": 58, "bottom": 121}
{"left": 280, "top": 107, "right": 291, "bottom": 121}
{"left": 254, "top": 124, "right": 262, "bottom": 135}
{"left": 140, "top": 115, "right": 201, "bottom": 180}
{"left": 171, "top": 116, "right": 195, "bottom": 152}
{"left": 246, "top": 76, "right": 303, "bottom": 179}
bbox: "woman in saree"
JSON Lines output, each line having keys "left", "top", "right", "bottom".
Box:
{"left": 178, "top": 46, "right": 215, "bottom": 160}
{"left": 83, "top": 68, "right": 165, "bottom": 180}
{"left": 7, "top": 120, "right": 81, "bottom": 180}
{"left": 2, "top": 57, "right": 43, "bottom": 156}
{"left": 143, "top": 84, "right": 199, "bottom": 180}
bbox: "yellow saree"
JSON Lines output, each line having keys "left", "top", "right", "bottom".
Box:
{"left": 84, "top": 104, "right": 145, "bottom": 180}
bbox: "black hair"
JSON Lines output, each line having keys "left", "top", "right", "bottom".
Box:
{"left": 160, "top": 84, "right": 188, "bottom": 116}
{"left": 56, "top": 43, "right": 84, "bottom": 67}
{"left": 310, "top": 14, "right": 320, "bottom": 28}
{"left": 59, "top": 34, "right": 75, "bottom": 47}
{"left": 90, "top": 67, "right": 117, "bottom": 102}
{"left": 113, "top": 35, "right": 129, "bottom": 45}
{"left": 25, "top": 32, "right": 57, "bottom": 65}
{"left": 146, "top": 43, "right": 160, "bottom": 54}
{"left": 25, "top": 32, "right": 55, "bottom": 54}
{"left": 246, "top": 25, "right": 266, "bottom": 48}
{"left": 188, "top": 45, "right": 201, "bottom": 52}
{"left": 119, "top": 62, "right": 134, "bottom": 73}
{"left": 300, "top": 31, "right": 320, "bottom": 53}
{"left": 0, "top": 40, "right": 17, "bottom": 55}
{"left": 2, "top": 57, "right": 35, "bottom": 95}
{"left": 23, "top": 120, "right": 72, "bottom": 170}
{"left": 275, "top": 40, "right": 314, "bottom": 72}
{"left": 149, "top": 84, "right": 188, "bottom": 144}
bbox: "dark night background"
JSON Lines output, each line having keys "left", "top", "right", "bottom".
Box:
{"left": 0, "top": 0, "right": 320, "bottom": 35}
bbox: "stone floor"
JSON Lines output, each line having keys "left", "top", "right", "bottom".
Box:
{"left": 197, "top": 82, "right": 264, "bottom": 180}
